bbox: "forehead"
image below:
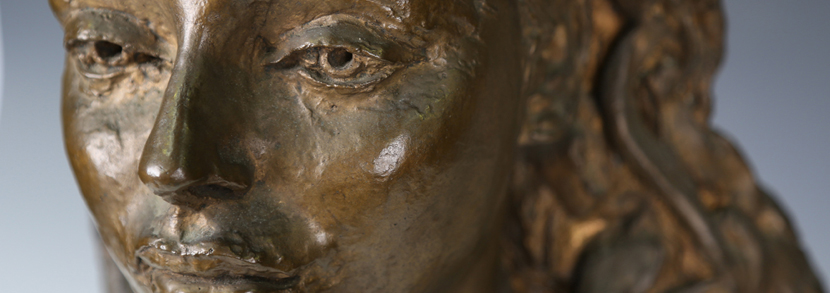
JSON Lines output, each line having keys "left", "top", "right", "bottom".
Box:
{"left": 51, "top": 0, "right": 480, "bottom": 39}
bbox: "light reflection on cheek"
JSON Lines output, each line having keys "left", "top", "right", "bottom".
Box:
{"left": 77, "top": 117, "right": 152, "bottom": 181}
{"left": 373, "top": 133, "right": 409, "bottom": 177}
{"left": 307, "top": 220, "right": 331, "bottom": 247}
{"left": 85, "top": 131, "right": 123, "bottom": 179}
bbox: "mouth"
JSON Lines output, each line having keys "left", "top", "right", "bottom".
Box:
{"left": 136, "top": 244, "right": 301, "bottom": 291}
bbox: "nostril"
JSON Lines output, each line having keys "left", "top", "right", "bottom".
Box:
{"left": 157, "top": 183, "right": 245, "bottom": 211}
{"left": 187, "top": 184, "right": 239, "bottom": 201}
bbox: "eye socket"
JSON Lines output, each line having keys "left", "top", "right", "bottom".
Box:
{"left": 94, "top": 41, "right": 123, "bottom": 61}
{"left": 327, "top": 48, "right": 353, "bottom": 68}
{"left": 270, "top": 46, "right": 401, "bottom": 89}
{"left": 69, "top": 40, "right": 160, "bottom": 79}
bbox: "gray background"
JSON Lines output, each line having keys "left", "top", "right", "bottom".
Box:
{"left": 0, "top": 0, "right": 827, "bottom": 291}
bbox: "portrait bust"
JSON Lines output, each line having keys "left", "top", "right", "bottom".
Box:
{"left": 49, "top": 0, "right": 823, "bottom": 292}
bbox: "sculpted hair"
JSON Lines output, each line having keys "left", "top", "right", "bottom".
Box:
{"left": 505, "top": 0, "right": 823, "bottom": 292}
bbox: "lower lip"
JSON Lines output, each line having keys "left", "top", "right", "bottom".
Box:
{"left": 144, "top": 267, "right": 301, "bottom": 293}
{"left": 135, "top": 253, "right": 301, "bottom": 292}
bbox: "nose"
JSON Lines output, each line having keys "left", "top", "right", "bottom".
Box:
{"left": 138, "top": 47, "right": 253, "bottom": 209}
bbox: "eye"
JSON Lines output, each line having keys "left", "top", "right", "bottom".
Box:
{"left": 270, "top": 46, "right": 401, "bottom": 88}
{"left": 69, "top": 40, "right": 160, "bottom": 79}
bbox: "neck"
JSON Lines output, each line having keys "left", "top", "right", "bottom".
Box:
{"left": 448, "top": 226, "right": 508, "bottom": 293}
{"left": 439, "top": 191, "right": 511, "bottom": 293}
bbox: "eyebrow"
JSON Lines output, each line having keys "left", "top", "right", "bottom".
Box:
{"left": 63, "top": 8, "right": 166, "bottom": 57}
{"left": 265, "top": 14, "right": 423, "bottom": 64}
{"left": 363, "top": 0, "right": 412, "bottom": 18}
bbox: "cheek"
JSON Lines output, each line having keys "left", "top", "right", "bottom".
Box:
{"left": 242, "top": 59, "right": 477, "bottom": 253}
{"left": 62, "top": 62, "right": 168, "bottom": 249}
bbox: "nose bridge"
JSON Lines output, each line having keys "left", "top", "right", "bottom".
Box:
{"left": 138, "top": 49, "right": 203, "bottom": 192}
{"left": 138, "top": 31, "right": 252, "bottom": 201}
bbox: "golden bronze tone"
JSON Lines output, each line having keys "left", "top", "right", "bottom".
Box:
{"left": 50, "top": 0, "right": 823, "bottom": 292}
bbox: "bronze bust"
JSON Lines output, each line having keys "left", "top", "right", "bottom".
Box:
{"left": 50, "top": 0, "right": 823, "bottom": 292}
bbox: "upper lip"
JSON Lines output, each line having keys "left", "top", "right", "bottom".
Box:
{"left": 135, "top": 241, "right": 299, "bottom": 287}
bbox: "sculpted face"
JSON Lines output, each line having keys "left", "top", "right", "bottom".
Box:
{"left": 52, "top": 0, "right": 522, "bottom": 292}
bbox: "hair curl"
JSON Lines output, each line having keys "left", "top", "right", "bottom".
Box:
{"left": 504, "top": 0, "right": 823, "bottom": 292}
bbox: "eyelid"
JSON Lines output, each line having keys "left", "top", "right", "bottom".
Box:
{"left": 263, "top": 15, "right": 422, "bottom": 65}
{"left": 63, "top": 8, "right": 170, "bottom": 59}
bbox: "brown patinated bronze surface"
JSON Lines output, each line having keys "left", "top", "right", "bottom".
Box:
{"left": 50, "top": 0, "right": 823, "bottom": 292}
